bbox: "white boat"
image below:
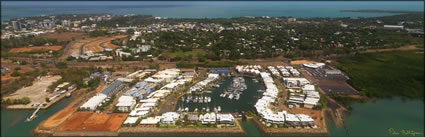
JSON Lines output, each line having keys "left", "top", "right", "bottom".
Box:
{"left": 185, "top": 107, "right": 189, "bottom": 112}
{"left": 214, "top": 84, "right": 220, "bottom": 87}
{"left": 202, "top": 107, "right": 206, "bottom": 111}
{"left": 218, "top": 106, "right": 221, "bottom": 112}
{"left": 208, "top": 97, "right": 211, "bottom": 102}
{"left": 235, "top": 94, "right": 240, "bottom": 100}
{"left": 228, "top": 94, "right": 234, "bottom": 99}
{"left": 206, "top": 107, "right": 210, "bottom": 112}
{"left": 204, "top": 96, "right": 208, "bottom": 103}
{"left": 214, "top": 107, "right": 217, "bottom": 113}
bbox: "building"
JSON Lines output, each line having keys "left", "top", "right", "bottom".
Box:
{"left": 324, "top": 69, "right": 342, "bottom": 75}
{"left": 208, "top": 68, "right": 229, "bottom": 75}
{"left": 115, "top": 96, "right": 136, "bottom": 112}
{"left": 101, "top": 80, "right": 126, "bottom": 97}
{"left": 140, "top": 116, "right": 162, "bottom": 125}
{"left": 216, "top": 113, "right": 235, "bottom": 125}
{"left": 384, "top": 25, "right": 404, "bottom": 30}
{"left": 282, "top": 78, "right": 310, "bottom": 89}
{"left": 80, "top": 94, "right": 107, "bottom": 110}
{"left": 199, "top": 113, "right": 216, "bottom": 124}
{"left": 11, "top": 21, "right": 21, "bottom": 31}
{"left": 161, "top": 112, "right": 180, "bottom": 125}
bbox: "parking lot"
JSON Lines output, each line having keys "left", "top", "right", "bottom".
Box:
{"left": 305, "top": 67, "right": 358, "bottom": 95}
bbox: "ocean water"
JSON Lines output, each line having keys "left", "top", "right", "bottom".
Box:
{"left": 1, "top": 1, "right": 424, "bottom": 21}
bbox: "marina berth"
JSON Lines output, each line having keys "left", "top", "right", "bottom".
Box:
{"left": 190, "top": 73, "right": 220, "bottom": 93}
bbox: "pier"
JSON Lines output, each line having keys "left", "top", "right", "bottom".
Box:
{"left": 25, "top": 105, "right": 41, "bottom": 122}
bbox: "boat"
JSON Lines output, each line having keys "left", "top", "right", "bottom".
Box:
{"left": 204, "top": 96, "right": 208, "bottom": 103}
{"left": 65, "top": 92, "right": 71, "bottom": 97}
{"left": 218, "top": 106, "right": 221, "bottom": 112}
{"left": 228, "top": 94, "right": 234, "bottom": 99}
{"left": 194, "top": 97, "right": 198, "bottom": 103}
{"left": 214, "top": 84, "right": 220, "bottom": 88}
{"left": 235, "top": 94, "right": 240, "bottom": 100}
{"left": 206, "top": 107, "right": 210, "bottom": 112}
{"left": 220, "top": 93, "right": 226, "bottom": 98}
{"left": 205, "top": 90, "right": 212, "bottom": 93}
{"left": 208, "top": 97, "right": 211, "bottom": 102}
{"left": 202, "top": 107, "right": 206, "bottom": 111}
{"left": 194, "top": 108, "right": 198, "bottom": 112}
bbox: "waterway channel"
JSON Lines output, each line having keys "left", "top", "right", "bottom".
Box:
{"left": 1, "top": 97, "right": 72, "bottom": 136}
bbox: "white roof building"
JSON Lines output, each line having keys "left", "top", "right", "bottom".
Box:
{"left": 80, "top": 94, "right": 107, "bottom": 110}
{"left": 161, "top": 112, "right": 180, "bottom": 124}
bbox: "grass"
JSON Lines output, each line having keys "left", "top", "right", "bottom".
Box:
{"left": 336, "top": 50, "right": 424, "bottom": 99}
{"left": 169, "top": 50, "right": 207, "bottom": 58}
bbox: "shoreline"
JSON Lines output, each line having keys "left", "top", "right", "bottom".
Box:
{"left": 5, "top": 89, "right": 76, "bottom": 110}
{"left": 248, "top": 113, "right": 329, "bottom": 136}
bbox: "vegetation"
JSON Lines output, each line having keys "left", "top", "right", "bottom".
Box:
{"left": 337, "top": 50, "right": 424, "bottom": 99}
{"left": 1, "top": 97, "right": 31, "bottom": 105}
{"left": 1, "top": 69, "right": 47, "bottom": 96}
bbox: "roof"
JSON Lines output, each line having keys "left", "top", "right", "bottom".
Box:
{"left": 101, "top": 80, "right": 123, "bottom": 96}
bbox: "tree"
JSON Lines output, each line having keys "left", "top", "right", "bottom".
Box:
{"left": 56, "top": 62, "right": 68, "bottom": 69}
{"left": 10, "top": 71, "right": 20, "bottom": 77}
{"left": 127, "top": 29, "right": 135, "bottom": 35}
{"left": 14, "top": 67, "right": 21, "bottom": 71}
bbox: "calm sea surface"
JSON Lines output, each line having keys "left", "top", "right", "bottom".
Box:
{"left": 1, "top": 1, "right": 424, "bottom": 136}
{"left": 1, "top": 1, "right": 424, "bottom": 21}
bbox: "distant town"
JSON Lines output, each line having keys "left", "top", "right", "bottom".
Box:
{"left": 1, "top": 12, "right": 423, "bottom": 136}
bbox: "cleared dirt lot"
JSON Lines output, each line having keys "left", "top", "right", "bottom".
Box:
{"left": 57, "top": 112, "right": 127, "bottom": 131}
{"left": 290, "top": 60, "right": 315, "bottom": 65}
{"left": 82, "top": 35, "right": 127, "bottom": 53}
{"left": 9, "top": 46, "right": 63, "bottom": 53}
{"left": 36, "top": 32, "right": 88, "bottom": 42}
{"left": 4, "top": 75, "right": 62, "bottom": 109}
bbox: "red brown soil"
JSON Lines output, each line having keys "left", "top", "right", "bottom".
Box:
{"left": 36, "top": 32, "right": 88, "bottom": 41}
{"left": 9, "top": 46, "right": 63, "bottom": 53}
{"left": 56, "top": 112, "right": 127, "bottom": 131}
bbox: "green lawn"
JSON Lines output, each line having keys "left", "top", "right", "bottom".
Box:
{"left": 337, "top": 50, "right": 424, "bottom": 99}
{"left": 169, "top": 50, "right": 207, "bottom": 58}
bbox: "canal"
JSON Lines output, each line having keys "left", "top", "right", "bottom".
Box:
{"left": 1, "top": 97, "right": 72, "bottom": 136}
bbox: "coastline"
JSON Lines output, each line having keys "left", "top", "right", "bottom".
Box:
{"left": 248, "top": 112, "right": 329, "bottom": 136}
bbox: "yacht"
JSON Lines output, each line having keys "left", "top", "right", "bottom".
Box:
{"left": 218, "top": 106, "right": 221, "bottom": 112}
{"left": 235, "top": 94, "right": 240, "bottom": 100}
{"left": 228, "top": 94, "right": 234, "bottom": 99}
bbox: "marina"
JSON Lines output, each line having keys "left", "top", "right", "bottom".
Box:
{"left": 176, "top": 77, "right": 263, "bottom": 113}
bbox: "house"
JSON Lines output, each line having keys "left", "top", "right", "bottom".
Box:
{"left": 140, "top": 116, "right": 162, "bottom": 125}
{"left": 182, "top": 71, "right": 197, "bottom": 82}
{"left": 282, "top": 78, "right": 310, "bottom": 89}
{"left": 161, "top": 112, "right": 180, "bottom": 125}
{"left": 199, "top": 113, "right": 216, "bottom": 124}
{"left": 115, "top": 96, "right": 136, "bottom": 112}
{"left": 216, "top": 113, "right": 235, "bottom": 125}
{"left": 188, "top": 114, "right": 199, "bottom": 124}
